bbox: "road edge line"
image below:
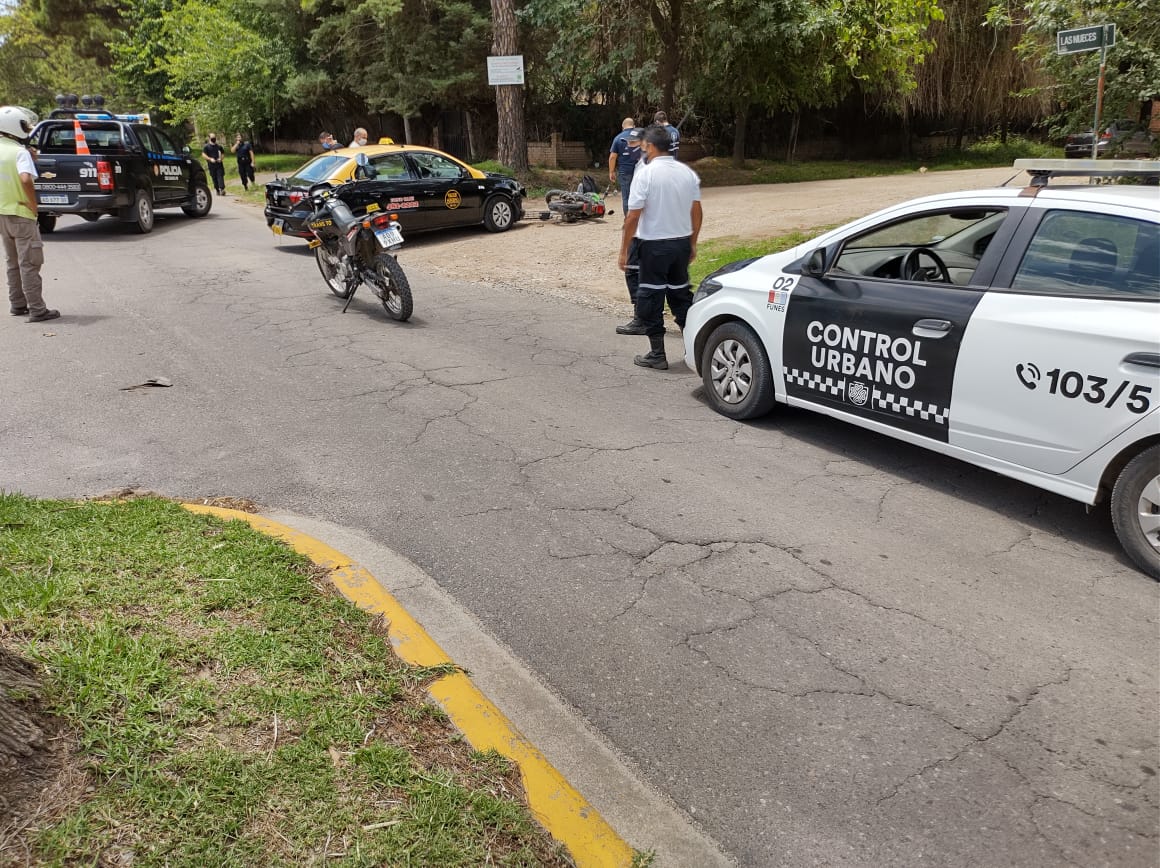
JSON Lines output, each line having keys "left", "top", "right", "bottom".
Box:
{"left": 181, "top": 503, "right": 634, "bottom": 867}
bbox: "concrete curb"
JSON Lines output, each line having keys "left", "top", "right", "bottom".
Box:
{"left": 183, "top": 503, "right": 633, "bottom": 866}
{"left": 181, "top": 504, "right": 734, "bottom": 867}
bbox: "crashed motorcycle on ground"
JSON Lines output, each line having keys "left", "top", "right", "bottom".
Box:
{"left": 306, "top": 153, "right": 413, "bottom": 321}
{"left": 540, "top": 175, "right": 613, "bottom": 222}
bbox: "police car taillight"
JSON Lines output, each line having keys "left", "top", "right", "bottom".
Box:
{"left": 96, "top": 160, "right": 113, "bottom": 191}
{"left": 289, "top": 192, "right": 305, "bottom": 206}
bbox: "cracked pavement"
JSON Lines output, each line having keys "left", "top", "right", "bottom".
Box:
{"left": 3, "top": 194, "right": 1157, "bottom": 867}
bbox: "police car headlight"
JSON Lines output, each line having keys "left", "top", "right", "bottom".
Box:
{"left": 693, "top": 257, "right": 758, "bottom": 303}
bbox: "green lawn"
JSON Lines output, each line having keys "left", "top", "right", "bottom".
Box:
{"left": 0, "top": 494, "right": 571, "bottom": 867}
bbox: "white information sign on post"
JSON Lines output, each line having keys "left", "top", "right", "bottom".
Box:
{"left": 487, "top": 55, "right": 525, "bottom": 86}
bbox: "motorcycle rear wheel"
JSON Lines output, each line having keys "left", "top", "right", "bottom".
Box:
{"left": 371, "top": 253, "right": 413, "bottom": 322}
{"left": 315, "top": 242, "right": 352, "bottom": 299}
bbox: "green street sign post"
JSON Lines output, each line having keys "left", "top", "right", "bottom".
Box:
{"left": 1057, "top": 24, "right": 1117, "bottom": 159}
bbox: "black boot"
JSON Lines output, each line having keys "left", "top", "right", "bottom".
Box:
{"left": 616, "top": 317, "right": 648, "bottom": 335}
{"left": 634, "top": 334, "right": 668, "bottom": 370}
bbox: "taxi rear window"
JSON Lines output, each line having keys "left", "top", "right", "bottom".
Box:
{"left": 291, "top": 155, "right": 349, "bottom": 185}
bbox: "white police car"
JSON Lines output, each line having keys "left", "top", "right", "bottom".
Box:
{"left": 684, "top": 160, "right": 1160, "bottom": 578}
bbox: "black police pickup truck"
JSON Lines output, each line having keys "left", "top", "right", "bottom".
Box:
{"left": 30, "top": 109, "right": 212, "bottom": 234}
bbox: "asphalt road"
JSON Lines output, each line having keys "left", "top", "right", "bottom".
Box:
{"left": 4, "top": 192, "right": 1158, "bottom": 867}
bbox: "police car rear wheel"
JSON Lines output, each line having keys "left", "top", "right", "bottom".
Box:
{"left": 1110, "top": 445, "right": 1160, "bottom": 580}
{"left": 483, "top": 196, "right": 514, "bottom": 232}
{"left": 126, "top": 190, "right": 154, "bottom": 234}
{"left": 701, "top": 321, "right": 775, "bottom": 420}
{"left": 36, "top": 215, "right": 56, "bottom": 234}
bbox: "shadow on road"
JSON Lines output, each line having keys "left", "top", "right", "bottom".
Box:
{"left": 41, "top": 214, "right": 217, "bottom": 242}
{"left": 689, "top": 385, "right": 1132, "bottom": 572}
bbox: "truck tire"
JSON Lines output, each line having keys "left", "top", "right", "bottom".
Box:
{"left": 123, "top": 189, "right": 154, "bottom": 234}
{"left": 182, "top": 183, "right": 212, "bottom": 218}
{"left": 36, "top": 214, "right": 56, "bottom": 234}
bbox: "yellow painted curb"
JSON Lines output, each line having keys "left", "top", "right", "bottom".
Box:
{"left": 183, "top": 503, "right": 634, "bottom": 867}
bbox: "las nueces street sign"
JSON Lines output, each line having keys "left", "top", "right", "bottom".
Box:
{"left": 1057, "top": 24, "right": 1116, "bottom": 55}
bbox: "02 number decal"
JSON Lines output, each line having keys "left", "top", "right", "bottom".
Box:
{"left": 1015, "top": 363, "right": 1153, "bottom": 414}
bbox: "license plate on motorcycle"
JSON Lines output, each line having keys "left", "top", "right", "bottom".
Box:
{"left": 375, "top": 227, "right": 403, "bottom": 248}
{"left": 272, "top": 218, "right": 284, "bottom": 236}
{"left": 39, "top": 195, "right": 69, "bottom": 205}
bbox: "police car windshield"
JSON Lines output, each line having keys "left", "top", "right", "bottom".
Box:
{"left": 291, "top": 155, "right": 349, "bottom": 184}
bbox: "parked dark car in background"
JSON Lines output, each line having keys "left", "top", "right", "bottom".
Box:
{"left": 265, "top": 142, "right": 525, "bottom": 240}
{"left": 1064, "top": 120, "right": 1156, "bottom": 159}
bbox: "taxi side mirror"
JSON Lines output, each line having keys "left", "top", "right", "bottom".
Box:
{"left": 803, "top": 247, "right": 827, "bottom": 277}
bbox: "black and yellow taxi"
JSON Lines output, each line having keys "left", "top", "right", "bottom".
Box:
{"left": 264, "top": 140, "right": 525, "bottom": 239}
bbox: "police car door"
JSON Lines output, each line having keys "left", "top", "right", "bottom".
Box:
{"left": 782, "top": 204, "right": 1014, "bottom": 443}
{"left": 134, "top": 125, "right": 184, "bottom": 203}
{"left": 949, "top": 201, "right": 1160, "bottom": 473}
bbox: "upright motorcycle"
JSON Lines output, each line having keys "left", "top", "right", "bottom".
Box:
{"left": 306, "top": 154, "right": 413, "bottom": 321}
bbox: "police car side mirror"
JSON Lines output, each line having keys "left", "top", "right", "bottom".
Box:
{"left": 803, "top": 247, "right": 828, "bottom": 277}
{"left": 182, "top": 145, "right": 190, "bottom": 156}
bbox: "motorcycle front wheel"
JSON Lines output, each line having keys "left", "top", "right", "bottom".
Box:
{"left": 370, "top": 253, "right": 413, "bottom": 322}
{"left": 315, "top": 241, "right": 352, "bottom": 299}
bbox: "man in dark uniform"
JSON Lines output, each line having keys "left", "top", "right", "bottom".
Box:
{"left": 653, "top": 111, "right": 680, "bottom": 158}
{"left": 617, "top": 124, "right": 702, "bottom": 370}
{"left": 608, "top": 118, "right": 642, "bottom": 215}
{"left": 202, "top": 134, "right": 226, "bottom": 195}
{"left": 231, "top": 133, "right": 255, "bottom": 191}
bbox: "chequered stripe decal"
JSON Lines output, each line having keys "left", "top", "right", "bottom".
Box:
{"left": 872, "top": 389, "right": 949, "bottom": 425}
{"left": 783, "top": 368, "right": 846, "bottom": 396}
{"left": 784, "top": 368, "right": 949, "bottom": 426}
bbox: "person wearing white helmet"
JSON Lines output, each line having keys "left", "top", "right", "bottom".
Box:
{"left": 0, "top": 105, "right": 57, "bottom": 322}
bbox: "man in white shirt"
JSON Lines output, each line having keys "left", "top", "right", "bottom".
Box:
{"left": 349, "top": 128, "right": 369, "bottom": 147}
{"left": 0, "top": 106, "right": 56, "bottom": 322}
{"left": 617, "top": 124, "right": 702, "bottom": 369}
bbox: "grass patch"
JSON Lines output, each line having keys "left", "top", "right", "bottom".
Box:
{"left": 0, "top": 494, "right": 571, "bottom": 866}
{"left": 690, "top": 226, "right": 838, "bottom": 288}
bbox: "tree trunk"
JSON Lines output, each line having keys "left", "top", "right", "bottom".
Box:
{"left": 0, "top": 650, "right": 44, "bottom": 763}
{"left": 731, "top": 103, "right": 748, "bottom": 169}
{"left": 490, "top": 0, "right": 528, "bottom": 171}
{"left": 646, "top": 0, "right": 683, "bottom": 116}
{"left": 403, "top": 116, "right": 413, "bottom": 145}
{"left": 785, "top": 112, "right": 800, "bottom": 163}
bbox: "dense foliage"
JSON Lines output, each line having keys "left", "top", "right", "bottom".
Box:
{"left": 0, "top": 0, "right": 1155, "bottom": 159}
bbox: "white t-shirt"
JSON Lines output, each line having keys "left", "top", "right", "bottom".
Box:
{"left": 627, "top": 156, "right": 700, "bottom": 240}
{"left": 16, "top": 148, "right": 37, "bottom": 179}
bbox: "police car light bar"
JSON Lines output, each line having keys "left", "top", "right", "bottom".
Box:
{"left": 1015, "top": 158, "right": 1160, "bottom": 185}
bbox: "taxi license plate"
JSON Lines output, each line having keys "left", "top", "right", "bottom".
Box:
{"left": 272, "top": 219, "right": 284, "bottom": 236}
{"left": 375, "top": 227, "right": 403, "bottom": 248}
{"left": 39, "top": 195, "right": 69, "bottom": 205}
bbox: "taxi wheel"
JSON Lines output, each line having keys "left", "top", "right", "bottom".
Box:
{"left": 701, "top": 321, "right": 775, "bottom": 420}
{"left": 1110, "top": 445, "right": 1160, "bottom": 580}
{"left": 483, "top": 196, "right": 515, "bottom": 232}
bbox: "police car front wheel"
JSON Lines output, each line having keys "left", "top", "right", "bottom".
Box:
{"left": 701, "top": 321, "right": 776, "bottom": 420}
{"left": 1110, "top": 444, "right": 1160, "bottom": 580}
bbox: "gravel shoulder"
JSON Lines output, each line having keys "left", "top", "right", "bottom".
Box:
{"left": 392, "top": 166, "right": 1022, "bottom": 312}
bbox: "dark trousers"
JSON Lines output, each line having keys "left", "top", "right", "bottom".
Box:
{"left": 237, "top": 161, "right": 255, "bottom": 189}
{"left": 635, "top": 237, "right": 693, "bottom": 339}
{"left": 624, "top": 237, "right": 641, "bottom": 304}
{"left": 208, "top": 162, "right": 225, "bottom": 193}
{"left": 617, "top": 171, "right": 634, "bottom": 215}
